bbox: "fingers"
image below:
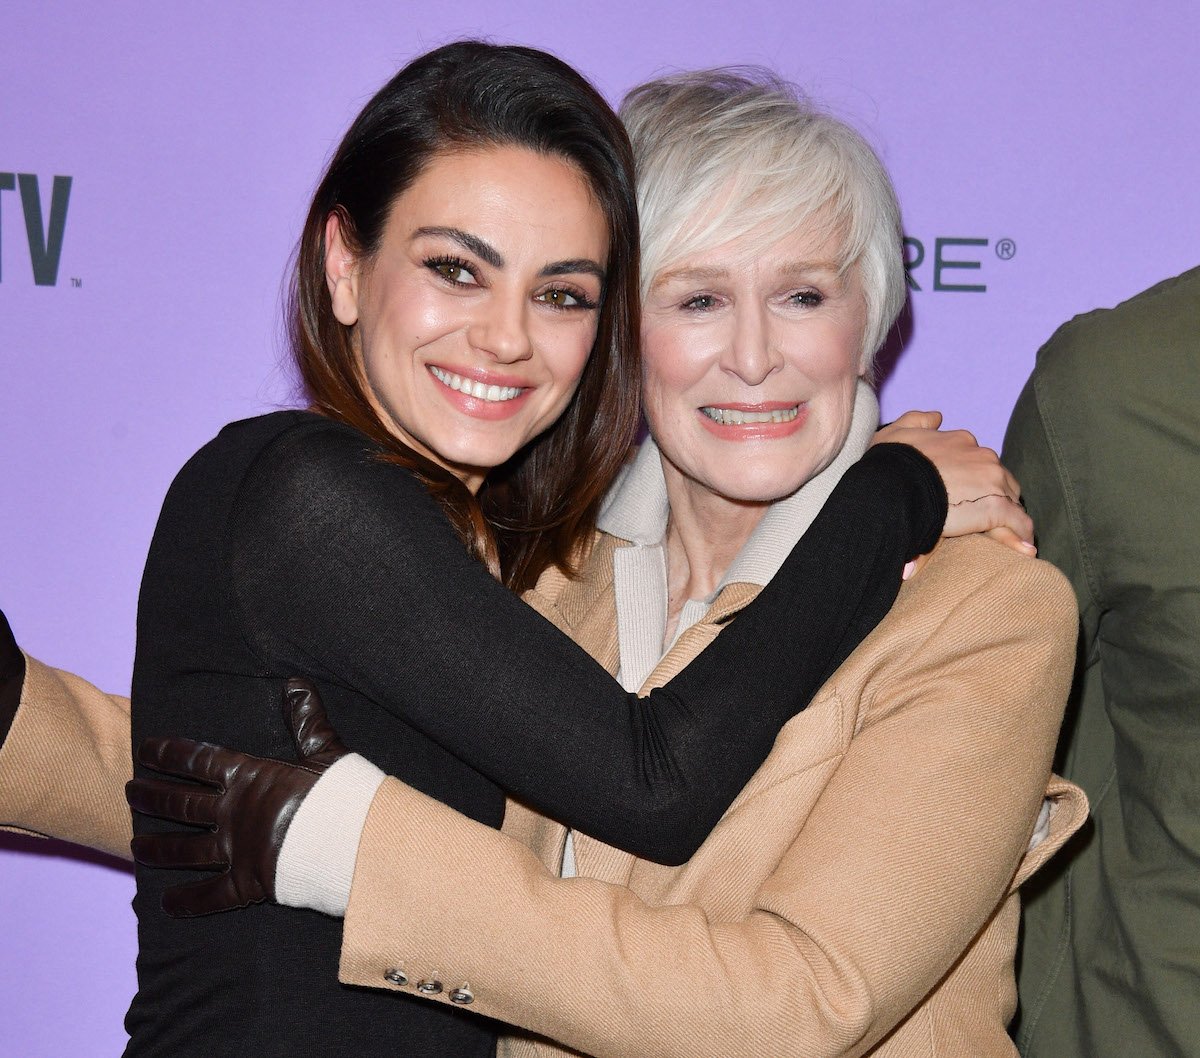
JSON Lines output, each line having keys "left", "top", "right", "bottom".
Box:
{"left": 283, "top": 677, "right": 351, "bottom": 765}
{"left": 131, "top": 831, "right": 225, "bottom": 870}
{"left": 872, "top": 410, "right": 943, "bottom": 447}
{"left": 160, "top": 871, "right": 263, "bottom": 918}
{"left": 985, "top": 525, "right": 1037, "bottom": 556}
{"left": 126, "top": 777, "right": 222, "bottom": 827}
{"left": 891, "top": 409, "right": 943, "bottom": 430}
{"left": 136, "top": 735, "right": 248, "bottom": 788}
{"left": 984, "top": 495, "right": 1035, "bottom": 544}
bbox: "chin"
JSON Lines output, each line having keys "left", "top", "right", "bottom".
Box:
{"left": 703, "top": 462, "right": 814, "bottom": 505}
{"left": 435, "top": 428, "right": 526, "bottom": 469}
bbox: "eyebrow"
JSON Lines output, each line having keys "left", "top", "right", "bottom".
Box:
{"left": 539, "top": 258, "right": 606, "bottom": 282}
{"left": 776, "top": 259, "right": 843, "bottom": 278}
{"left": 653, "top": 265, "right": 728, "bottom": 287}
{"left": 653, "top": 259, "right": 843, "bottom": 288}
{"left": 414, "top": 226, "right": 503, "bottom": 268}
{"left": 413, "top": 226, "right": 605, "bottom": 283}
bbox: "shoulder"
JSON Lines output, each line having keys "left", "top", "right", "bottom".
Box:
{"left": 157, "top": 410, "right": 325, "bottom": 503}
{"left": 220, "top": 412, "right": 439, "bottom": 541}
{"left": 174, "top": 410, "right": 364, "bottom": 480}
{"left": 840, "top": 537, "right": 1079, "bottom": 735}
{"left": 231, "top": 410, "right": 385, "bottom": 476}
{"left": 233, "top": 412, "right": 423, "bottom": 502}
{"left": 856, "top": 538, "right": 1078, "bottom": 687}
{"left": 904, "top": 536, "right": 1077, "bottom": 638}
{"left": 1032, "top": 265, "right": 1200, "bottom": 396}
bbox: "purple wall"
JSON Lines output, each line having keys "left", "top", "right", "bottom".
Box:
{"left": 2, "top": 2, "right": 1198, "bottom": 1051}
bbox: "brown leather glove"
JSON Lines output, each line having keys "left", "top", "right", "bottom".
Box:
{"left": 126, "top": 677, "right": 350, "bottom": 917}
{"left": 0, "top": 608, "right": 25, "bottom": 751}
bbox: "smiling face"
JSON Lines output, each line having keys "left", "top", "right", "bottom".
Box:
{"left": 326, "top": 145, "right": 610, "bottom": 491}
{"left": 641, "top": 221, "right": 867, "bottom": 506}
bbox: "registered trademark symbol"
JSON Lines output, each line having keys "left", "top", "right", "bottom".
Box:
{"left": 71, "top": 277, "right": 82, "bottom": 288}
{"left": 995, "top": 238, "right": 1016, "bottom": 261}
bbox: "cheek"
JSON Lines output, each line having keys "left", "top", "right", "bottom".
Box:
{"left": 541, "top": 322, "right": 598, "bottom": 408}
{"left": 641, "top": 328, "right": 702, "bottom": 420}
{"left": 373, "top": 273, "right": 467, "bottom": 353}
{"left": 798, "top": 326, "right": 861, "bottom": 383}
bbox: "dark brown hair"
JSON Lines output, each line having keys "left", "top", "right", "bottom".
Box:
{"left": 290, "top": 41, "right": 642, "bottom": 591}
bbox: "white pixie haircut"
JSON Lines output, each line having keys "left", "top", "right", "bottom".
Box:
{"left": 620, "top": 68, "right": 906, "bottom": 373}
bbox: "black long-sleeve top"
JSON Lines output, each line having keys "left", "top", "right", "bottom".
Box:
{"left": 126, "top": 410, "right": 945, "bottom": 1058}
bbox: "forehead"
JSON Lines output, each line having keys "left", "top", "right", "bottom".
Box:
{"left": 387, "top": 145, "right": 607, "bottom": 248}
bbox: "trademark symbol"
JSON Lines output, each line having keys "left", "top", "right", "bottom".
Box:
{"left": 995, "top": 238, "right": 1016, "bottom": 261}
{"left": 71, "top": 277, "right": 82, "bottom": 288}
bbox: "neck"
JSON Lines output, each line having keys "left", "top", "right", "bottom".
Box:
{"left": 659, "top": 456, "right": 769, "bottom": 634}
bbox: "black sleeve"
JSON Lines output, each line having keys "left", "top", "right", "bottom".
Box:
{"left": 228, "top": 421, "right": 944, "bottom": 865}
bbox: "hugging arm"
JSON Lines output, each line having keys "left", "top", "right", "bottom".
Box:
{"left": 0, "top": 423, "right": 940, "bottom": 866}
{"left": 226, "top": 421, "right": 943, "bottom": 864}
{"left": 332, "top": 554, "right": 1081, "bottom": 1058}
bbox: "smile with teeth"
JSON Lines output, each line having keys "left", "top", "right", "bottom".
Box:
{"left": 429, "top": 366, "right": 526, "bottom": 403}
{"left": 700, "top": 405, "right": 801, "bottom": 425}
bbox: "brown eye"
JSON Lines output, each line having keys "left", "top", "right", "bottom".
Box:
{"left": 536, "top": 287, "right": 592, "bottom": 310}
{"left": 424, "top": 257, "right": 479, "bottom": 286}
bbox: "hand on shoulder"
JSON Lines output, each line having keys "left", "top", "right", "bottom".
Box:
{"left": 875, "top": 410, "right": 1037, "bottom": 573}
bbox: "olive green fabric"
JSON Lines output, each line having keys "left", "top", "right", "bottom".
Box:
{"left": 1005, "top": 265, "right": 1200, "bottom": 1057}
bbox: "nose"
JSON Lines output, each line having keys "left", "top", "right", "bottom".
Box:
{"left": 720, "top": 301, "right": 782, "bottom": 387}
{"left": 468, "top": 290, "right": 534, "bottom": 364}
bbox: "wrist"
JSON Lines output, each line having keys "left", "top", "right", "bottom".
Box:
{"left": 862, "top": 443, "right": 948, "bottom": 557}
{"left": 274, "top": 752, "right": 386, "bottom": 917}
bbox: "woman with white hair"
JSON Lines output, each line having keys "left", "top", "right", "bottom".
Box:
{"left": 115, "top": 69, "right": 1085, "bottom": 1056}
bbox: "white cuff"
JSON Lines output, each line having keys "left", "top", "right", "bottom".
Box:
{"left": 274, "top": 753, "right": 386, "bottom": 917}
{"left": 1027, "top": 797, "right": 1053, "bottom": 852}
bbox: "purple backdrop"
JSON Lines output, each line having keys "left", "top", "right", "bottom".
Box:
{"left": 3, "top": 2, "right": 1198, "bottom": 1052}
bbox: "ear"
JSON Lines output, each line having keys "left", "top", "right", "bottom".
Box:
{"left": 324, "top": 211, "right": 361, "bottom": 326}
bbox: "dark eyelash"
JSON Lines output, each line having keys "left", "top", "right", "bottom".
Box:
{"left": 550, "top": 287, "right": 598, "bottom": 311}
{"left": 423, "top": 255, "right": 476, "bottom": 283}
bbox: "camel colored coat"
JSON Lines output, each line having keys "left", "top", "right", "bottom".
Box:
{"left": 328, "top": 535, "right": 1087, "bottom": 1058}
{"left": 0, "top": 537, "right": 1085, "bottom": 1058}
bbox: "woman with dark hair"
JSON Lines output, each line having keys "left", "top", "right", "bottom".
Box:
{"left": 289, "top": 42, "right": 644, "bottom": 591}
{"left": 0, "top": 42, "right": 1025, "bottom": 1058}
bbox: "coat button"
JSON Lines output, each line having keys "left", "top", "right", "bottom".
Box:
{"left": 449, "top": 985, "right": 474, "bottom": 1005}
{"left": 417, "top": 978, "right": 443, "bottom": 995}
{"left": 384, "top": 968, "right": 408, "bottom": 986}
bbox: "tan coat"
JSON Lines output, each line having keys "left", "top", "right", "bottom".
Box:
{"left": 0, "top": 536, "right": 1086, "bottom": 1058}
{"left": 338, "top": 535, "right": 1087, "bottom": 1058}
